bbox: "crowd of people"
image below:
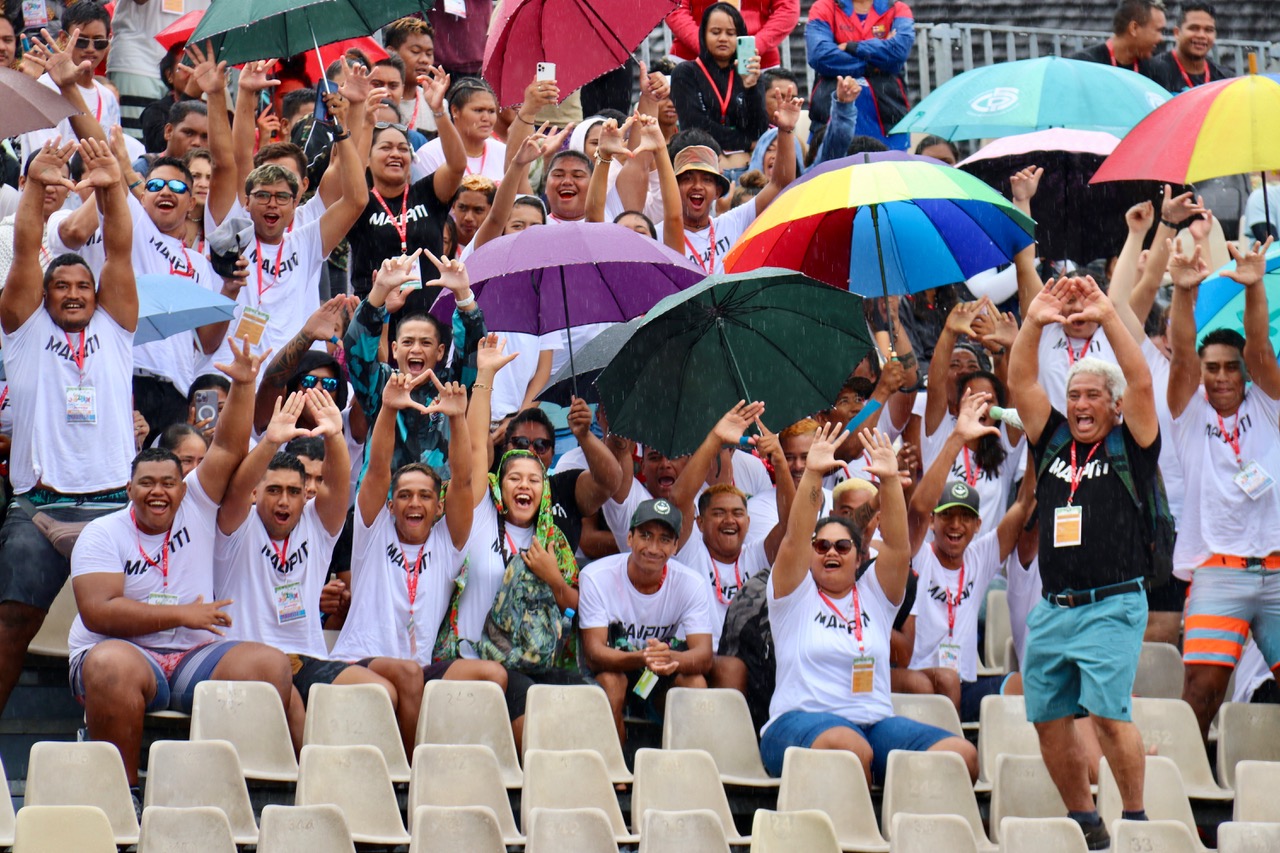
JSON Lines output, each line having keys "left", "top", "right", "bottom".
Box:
{"left": 0, "top": 0, "right": 1272, "bottom": 847}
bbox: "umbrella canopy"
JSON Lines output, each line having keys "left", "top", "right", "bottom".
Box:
{"left": 302, "top": 37, "right": 388, "bottom": 83}
{"left": 891, "top": 56, "right": 1171, "bottom": 141}
{"left": 155, "top": 9, "right": 205, "bottom": 50}
{"left": 723, "top": 156, "right": 1035, "bottom": 296}
{"left": 135, "top": 273, "right": 239, "bottom": 347}
{"left": 595, "top": 269, "right": 875, "bottom": 457}
{"left": 539, "top": 317, "right": 641, "bottom": 406}
{"left": 482, "top": 0, "right": 675, "bottom": 107}
{"left": 0, "top": 67, "right": 80, "bottom": 140}
{"left": 1195, "top": 243, "right": 1280, "bottom": 350}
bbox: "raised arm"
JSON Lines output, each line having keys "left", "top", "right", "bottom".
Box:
{"left": 39, "top": 28, "right": 106, "bottom": 143}
{"left": 908, "top": 389, "right": 997, "bottom": 556}
{"left": 586, "top": 117, "right": 632, "bottom": 223}
{"left": 1008, "top": 278, "right": 1070, "bottom": 444}
{"left": 861, "top": 428, "right": 909, "bottom": 604}
{"left": 1009, "top": 167, "right": 1043, "bottom": 316}
{"left": 254, "top": 296, "right": 352, "bottom": 432}
{"left": 640, "top": 115, "right": 684, "bottom": 254}
{"left": 995, "top": 454, "right": 1037, "bottom": 562}
{"left": 670, "top": 402, "right": 766, "bottom": 546}
{"left": 187, "top": 42, "right": 237, "bottom": 225}
{"left": 217, "top": 391, "right": 309, "bottom": 534}
{"left": 318, "top": 60, "right": 376, "bottom": 209}
{"left": 80, "top": 137, "right": 138, "bottom": 332}
{"left": 1166, "top": 240, "right": 1211, "bottom": 418}
{"left": 1107, "top": 201, "right": 1155, "bottom": 344}
{"left": 199, "top": 338, "right": 267, "bottom": 503}
{"left": 1072, "top": 275, "right": 1158, "bottom": 447}
{"left": 926, "top": 298, "right": 986, "bottom": 435}
{"left": 306, "top": 388, "right": 354, "bottom": 535}
{"left": 467, "top": 334, "right": 518, "bottom": 508}
{"left": 755, "top": 417, "right": 794, "bottom": 563}
{"left": 771, "top": 421, "right": 849, "bottom": 599}
{"left": 425, "top": 68, "right": 466, "bottom": 205}
{"left": 424, "top": 374, "right": 474, "bottom": 550}
{"left": 232, "top": 60, "right": 280, "bottom": 202}
{"left": 358, "top": 369, "right": 434, "bottom": 525}
{"left": 752, "top": 96, "right": 801, "bottom": 216}
{"left": 1230, "top": 238, "right": 1280, "bottom": 397}
{"left": 1131, "top": 188, "right": 1207, "bottom": 325}
{"left": 567, "top": 396, "right": 624, "bottom": 519}
{"left": 0, "top": 140, "right": 76, "bottom": 332}
{"left": 474, "top": 124, "right": 565, "bottom": 249}
{"left": 317, "top": 113, "right": 369, "bottom": 256}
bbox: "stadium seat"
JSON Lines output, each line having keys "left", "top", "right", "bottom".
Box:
{"left": 0, "top": 753, "right": 16, "bottom": 847}
{"left": 13, "top": 805, "right": 116, "bottom": 853}
{"left": 750, "top": 809, "right": 841, "bottom": 853}
{"left": 1216, "top": 703, "right": 1280, "bottom": 790}
{"left": 1098, "top": 756, "right": 1209, "bottom": 853}
{"left": 523, "top": 684, "right": 632, "bottom": 783}
{"left": 303, "top": 683, "right": 411, "bottom": 782}
{"left": 998, "top": 816, "right": 1088, "bottom": 853}
{"left": 1133, "top": 642, "right": 1185, "bottom": 700}
{"left": 521, "top": 749, "right": 638, "bottom": 844}
{"left": 976, "top": 694, "right": 1041, "bottom": 793}
{"left": 890, "top": 693, "right": 964, "bottom": 737}
{"left": 1131, "top": 697, "right": 1233, "bottom": 800}
{"left": 988, "top": 754, "right": 1069, "bottom": 842}
{"left": 525, "top": 807, "right": 621, "bottom": 853}
{"left": 408, "top": 805, "right": 507, "bottom": 853}
{"left": 980, "top": 589, "right": 1011, "bottom": 676}
{"left": 889, "top": 813, "right": 979, "bottom": 853}
{"left": 143, "top": 739, "right": 259, "bottom": 844}
{"left": 662, "top": 687, "right": 778, "bottom": 787}
{"left": 1111, "top": 819, "right": 1200, "bottom": 853}
{"left": 417, "top": 680, "right": 522, "bottom": 788}
{"left": 257, "top": 804, "right": 355, "bottom": 853}
{"left": 24, "top": 741, "right": 140, "bottom": 845}
{"left": 1232, "top": 760, "right": 1280, "bottom": 822}
{"left": 881, "top": 750, "right": 996, "bottom": 852}
{"left": 139, "top": 806, "right": 236, "bottom": 853}
{"left": 631, "top": 748, "right": 748, "bottom": 844}
{"left": 190, "top": 680, "right": 298, "bottom": 782}
{"left": 26, "top": 578, "right": 74, "bottom": 657}
{"left": 639, "top": 809, "right": 733, "bottom": 853}
{"left": 1217, "top": 820, "right": 1280, "bottom": 853}
{"left": 777, "top": 746, "right": 887, "bottom": 852}
{"left": 295, "top": 744, "right": 409, "bottom": 846}
{"left": 408, "top": 744, "right": 523, "bottom": 845}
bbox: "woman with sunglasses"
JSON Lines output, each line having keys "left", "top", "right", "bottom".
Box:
{"left": 413, "top": 79, "right": 506, "bottom": 185}
{"left": 759, "top": 422, "right": 978, "bottom": 784}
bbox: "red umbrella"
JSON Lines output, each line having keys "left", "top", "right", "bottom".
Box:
{"left": 302, "top": 37, "right": 388, "bottom": 83}
{"left": 483, "top": 0, "right": 675, "bottom": 107}
{"left": 154, "top": 9, "right": 205, "bottom": 51}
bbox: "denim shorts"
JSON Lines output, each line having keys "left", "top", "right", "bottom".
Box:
{"left": 760, "top": 710, "right": 955, "bottom": 783}
{"left": 1184, "top": 568, "right": 1280, "bottom": 669}
{"left": 71, "top": 639, "right": 242, "bottom": 713}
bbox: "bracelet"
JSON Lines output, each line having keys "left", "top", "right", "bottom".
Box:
{"left": 128, "top": 179, "right": 143, "bottom": 190}
{"left": 991, "top": 347, "right": 1007, "bottom": 355}
{"left": 595, "top": 150, "right": 613, "bottom": 165}
{"left": 432, "top": 109, "right": 446, "bottom": 118}
{"left": 455, "top": 293, "right": 476, "bottom": 309}
{"left": 514, "top": 112, "right": 535, "bottom": 125}
{"left": 1160, "top": 217, "right": 1184, "bottom": 230}
{"left": 472, "top": 382, "right": 492, "bottom": 391}
{"left": 332, "top": 129, "right": 350, "bottom": 142}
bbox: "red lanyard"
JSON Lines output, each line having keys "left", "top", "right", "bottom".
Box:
{"left": 685, "top": 220, "right": 716, "bottom": 274}
{"left": 130, "top": 507, "right": 172, "bottom": 589}
{"left": 372, "top": 185, "right": 410, "bottom": 253}
{"left": 936, "top": 553, "right": 965, "bottom": 638}
{"left": 1172, "top": 51, "right": 1207, "bottom": 89}
{"left": 819, "top": 586, "right": 864, "bottom": 652}
{"left": 1065, "top": 333, "right": 1094, "bottom": 365}
{"left": 709, "top": 552, "right": 742, "bottom": 606}
{"left": 961, "top": 446, "right": 978, "bottom": 486}
{"left": 171, "top": 242, "right": 196, "bottom": 278}
{"left": 402, "top": 542, "right": 426, "bottom": 611}
{"left": 91, "top": 86, "right": 103, "bottom": 122}
{"left": 0, "top": 388, "right": 8, "bottom": 410}
{"left": 408, "top": 96, "right": 421, "bottom": 131}
{"left": 695, "top": 58, "right": 734, "bottom": 123}
{"left": 268, "top": 536, "right": 290, "bottom": 571}
{"left": 254, "top": 236, "right": 287, "bottom": 301}
{"left": 465, "top": 144, "right": 487, "bottom": 177}
{"left": 1217, "top": 410, "right": 1243, "bottom": 467}
{"left": 1067, "top": 440, "right": 1101, "bottom": 506}
{"left": 64, "top": 329, "right": 86, "bottom": 374}
{"left": 1105, "top": 40, "right": 1140, "bottom": 72}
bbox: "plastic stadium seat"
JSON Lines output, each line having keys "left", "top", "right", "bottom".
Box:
{"left": 988, "top": 754, "right": 1070, "bottom": 842}
{"left": 750, "top": 809, "right": 841, "bottom": 853}
{"left": 303, "top": 683, "right": 411, "bottom": 782}
{"left": 890, "top": 693, "right": 964, "bottom": 737}
{"left": 1231, "top": 760, "right": 1280, "bottom": 822}
{"left": 25, "top": 741, "right": 139, "bottom": 845}
{"left": 521, "top": 749, "right": 639, "bottom": 844}
{"left": 1111, "top": 819, "right": 1200, "bottom": 853}
{"left": 0, "top": 753, "right": 15, "bottom": 847}
{"left": 631, "top": 749, "right": 748, "bottom": 844}
{"left": 881, "top": 750, "right": 996, "bottom": 853}
{"left": 143, "top": 740, "right": 258, "bottom": 844}
{"left": 1216, "top": 703, "right": 1280, "bottom": 790}
{"left": 976, "top": 694, "right": 1041, "bottom": 793}
{"left": 525, "top": 807, "right": 621, "bottom": 853}
{"left": 13, "top": 805, "right": 116, "bottom": 853}
{"left": 408, "top": 744, "right": 523, "bottom": 845}
{"left": 27, "top": 578, "right": 74, "bottom": 657}
{"left": 408, "top": 805, "right": 507, "bottom": 853}
{"left": 257, "top": 804, "right": 356, "bottom": 853}
{"left": 998, "top": 816, "right": 1088, "bottom": 853}
{"left": 295, "top": 745, "right": 409, "bottom": 846}
{"left": 523, "top": 684, "right": 632, "bottom": 783}
{"left": 139, "top": 806, "right": 236, "bottom": 853}
{"left": 190, "top": 680, "right": 298, "bottom": 782}
{"left": 1133, "top": 642, "right": 1186, "bottom": 700}
{"left": 639, "top": 809, "right": 732, "bottom": 853}
{"left": 889, "top": 813, "right": 979, "bottom": 853}
{"left": 1098, "top": 757, "right": 1210, "bottom": 853}
{"left": 1217, "top": 821, "right": 1280, "bottom": 853}
{"left": 417, "top": 680, "right": 522, "bottom": 788}
{"left": 1131, "top": 697, "right": 1233, "bottom": 800}
{"left": 662, "top": 688, "right": 778, "bottom": 787}
{"left": 777, "top": 747, "right": 887, "bottom": 852}
{"left": 980, "top": 589, "right": 1011, "bottom": 676}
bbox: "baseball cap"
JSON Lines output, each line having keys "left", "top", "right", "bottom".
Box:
{"left": 934, "top": 481, "right": 980, "bottom": 515}
{"left": 672, "top": 145, "right": 731, "bottom": 197}
{"left": 630, "top": 498, "right": 683, "bottom": 536}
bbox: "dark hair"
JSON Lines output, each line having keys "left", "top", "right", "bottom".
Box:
{"left": 915, "top": 135, "right": 959, "bottom": 161}
{"left": 504, "top": 407, "right": 556, "bottom": 448}
{"left": 62, "top": 1, "right": 111, "bottom": 34}
{"left": 167, "top": 99, "right": 207, "bottom": 127}
{"left": 254, "top": 141, "right": 308, "bottom": 177}
{"left": 187, "top": 373, "right": 230, "bottom": 406}
{"left": 286, "top": 436, "right": 325, "bottom": 461}
{"left": 760, "top": 68, "right": 800, "bottom": 91}
{"left": 698, "top": 3, "right": 748, "bottom": 58}
{"left": 614, "top": 210, "right": 657, "bottom": 238}
{"left": 452, "top": 177, "right": 497, "bottom": 207}
{"left": 396, "top": 311, "right": 447, "bottom": 345}
{"left": 730, "top": 170, "right": 766, "bottom": 208}
{"left": 668, "top": 128, "right": 724, "bottom": 162}
{"left": 847, "top": 136, "right": 890, "bottom": 157}
{"left": 382, "top": 17, "right": 434, "bottom": 51}
{"left": 441, "top": 217, "right": 458, "bottom": 258}
{"left": 281, "top": 89, "right": 316, "bottom": 124}
{"left": 805, "top": 124, "right": 827, "bottom": 169}
{"left": 374, "top": 54, "right": 407, "bottom": 77}
{"left": 447, "top": 78, "right": 496, "bottom": 114}
{"left": 285, "top": 351, "right": 349, "bottom": 411}
{"left": 131, "top": 447, "right": 183, "bottom": 478}
{"left": 548, "top": 149, "right": 593, "bottom": 174}
{"left": 1144, "top": 301, "right": 1169, "bottom": 339}
{"left": 159, "top": 44, "right": 185, "bottom": 88}
{"left": 1180, "top": 1, "right": 1215, "bottom": 23}
{"left": 370, "top": 121, "right": 410, "bottom": 147}
{"left": 812, "top": 515, "right": 864, "bottom": 554}
{"left": 1114, "top": 0, "right": 1167, "bottom": 35}
{"left": 958, "top": 370, "right": 1009, "bottom": 480}
{"left": 513, "top": 195, "right": 548, "bottom": 223}
{"left": 266, "top": 451, "right": 307, "bottom": 479}
{"left": 598, "top": 108, "right": 629, "bottom": 125}
{"left": 1198, "top": 327, "right": 1246, "bottom": 358}
{"left": 147, "top": 155, "right": 194, "bottom": 184}
{"left": 21, "top": 150, "right": 71, "bottom": 180}
{"left": 391, "top": 462, "right": 442, "bottom": 493}
{"left": 158, "top": 422, "right": 205, "bottom": 450}
{"left": 648, "top": 57, "right": 677, "bottom": 75}
{"left": 42, "top": 253, "right": 93, "bottom": 289}
{"left": 183, "top": 147, "right": 212, "bottom": 168}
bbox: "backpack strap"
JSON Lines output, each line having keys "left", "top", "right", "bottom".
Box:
{"left": 1036, "top": 420, "right": 1074, "bottom": 482}
{"left": 1105, "top": 427, "right": 1142, "bottom": 509}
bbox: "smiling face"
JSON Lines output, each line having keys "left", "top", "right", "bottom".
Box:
{"left": 451, "top": 190, "right": 491, "bottom": 246}
{"left": 698, "top": 491, "right": 750, "bottom": 561}
{"left": 1129, "top": 7, "right": 1167, "bottom": 59}
{"left": 255, "top": 468, "right": 307, "bottom": 540}
{"left": 0, "top": 17, "right": 16, "bottom": 68}
{"left": 640, "top": 448, "right": 687, "bottom": 499}
{"left": 391, "top": 319, "right": 445, "bottom": 378}
{"left": 506, "top": 421, "right": 555, "bottom": 470}
{"left": 246, "top": 178, "right": 297, "bottom": 242}
{"left": 453, "top": 91, "right": 497, "bottom": 145}
{"left": 1200, "top": 342, "right": 1246, "bottom": 414}
{"left": 143, "top": 164, "right": 193, "bottom": 236}
{"left": 128, "top": 459, "right": 187, "bottom": 534}
{"left": 500, "top": 457, "right": 545, "bottom": 527}
{"left": 44, "top": 260, "right": 96, "bottom": 332}
{"left": 678, "top": 170, "right": 721, "bottom": 229}
{"left": 780, "top": 430, "right": 816, "bottom": 487}
{"left": 931, "top": 506, "right": 981, "bottom": 562}
{"left": 546, "top": 157, "right": 590, "bottom": 220}
{"left": 704, "top": 10, "right": 738, "bottom": 64}
{"left": 1176, "top": 10, "right": 1216, "bottom": 60}
{"left": 1066, "top": 371, "right": 1120, "bottom": 444}
{"left": 371, "top": 127, "right": 413, "bottom": 188}
{"left": 583, "top": 123, "right": 604, "bottom": 160}
{"left": 627, "top": 520, "right": 679, "bottom": 574}
{"left": 390, "top": 469, "right": 440, "bottom": 544}
{"left": 809, "top": 521, "right": 858, "bottom": 596}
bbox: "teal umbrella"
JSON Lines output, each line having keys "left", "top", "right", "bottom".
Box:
{"left": 1195, "top": 243, "right": 1280, "bottom": 351}
{"left": 891, "top": 56, "right": 1171, "bottom": 141}
{"left": 595, "top": 269, "right": 875, "bottom": 457}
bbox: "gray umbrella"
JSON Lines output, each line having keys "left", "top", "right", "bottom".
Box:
{"left": 537, "top": 317, "right": 643, "bottom": 407}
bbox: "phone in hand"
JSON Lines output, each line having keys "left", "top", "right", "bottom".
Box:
{"left": 314, "top": 78, "right": 340, "bottom": 124}
{"left": 194, "top": 390, "right": 220, "bottom": 428}
{"left": 536, "top": 62, "right": 556, "bottom": 82}
{"left": 736, "top": 36, "right": 756, "bottom": 76}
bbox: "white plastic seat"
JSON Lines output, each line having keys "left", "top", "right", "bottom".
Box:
{"left": 190, "top": 680, "right": 298, "bottom": 782}
{"left": 303, "top": 683, "right": 411, "bottom": 782}
{"left": 27, "top": 578, "right": 75, "bottom": 657}
{"left": 662, "top": 687, "right": 778, "bottom": 787}
{"left": 1131, "top": 697, "right": 1232, "bottom": 800}
{"left": 257, "top": 804, "right": 356, "bottom": 853}
{"left": 521, "top": 749, "right": 638, "bottom": 844}
{"left": 1098, "top": 756, "right": 1210, "bottom": 853}
{"left": 1231, "top": 760, "right": 1280, "bottom": 822}
{"left": 1133, "top": 642, "right": 1186, "bottom": 700}
{"left": 523, "top": 684, "right": 632, "bottom": 783}
{"left": 750, "top": 809, "right": 841, "bottom": 853}
{"left": 980, "top": 589, "right": 1011, "bottom": 676}
{"left": 881, "top": 750, "right": 996, "bottom": 853}
{"left": 777, "top": 747, "right": 887, "bottom": 852}
{"left": 408, "top": 805, "right": 507, "bottom": 853}
{"left": 143, "top": 739, "right": 258, "bottom": 844}
{"left": 639, "top": 809, "right": 732, "bottom": 853}
{"left": 295, "top": 744, "right": 409, "bottom": 846}
{"left": 0, "top": 752, "right": 17, "bottom": 847}
{"left": 1111, "top": 819, "right": 1201, "bottom": 853}
{"left": 1217, "top": 821, "right": 1280, "bottom": 853}
{"left": 988, "top": 754, "right": 1069, "bottom": 842}
{"left": 998, "top": 816, "right": 1088, "bottom": 853}
{"left": 976, "top": 694, "right": 1041, "bottom": 793}
{"left": 1216, "top": 703, "right": 1280, "bottom": 790}
{"left": 889, "top": 813, "right": 979, "bottom": 853}
{"left": 13, "top": 805, "right": 116, "bottom": 853}
{"left": 890, "top": 693, "right": 964, "bottom": 737}
{"left": 25, "top": 740, "right": 140, "bottom": 845}
{"left": 631, "top": 749, "right": 748, "bottom": 844}
{"left": 417, "top": 680, "right": 522, "bottom": 788}
{"left": 408, "top": 744, "right": 523, "bottom": 845}
{"left": 525, "top": 807, "right": 621, "bottom": 853}
{"left": 139, "top": 806, "right": 236, "bottom": 853}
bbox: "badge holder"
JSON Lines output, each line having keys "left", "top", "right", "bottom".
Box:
{"left": 851, "top": 656, "right": 875, "bottom": 694}
{"left": 1053, "top": 506, "right": 1083, "bottom": 548}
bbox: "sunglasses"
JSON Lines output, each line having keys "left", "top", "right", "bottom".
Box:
{"left": 509, "top": 436, "right": 554, "bottom": 454}
{"left": 74, "top": 37, "right": 110, "bottom": 51}
{"left": 374, "top": 121, "right": 409, "bottom": 133}
{"left": 812, "top": 538, "right": 856, "bottom": 556}
{"left": 144, "top": 178, "right": 190, "bottom": 195}
{"left": 300, "top": 375, "right": 340, "bottom": 392}
{"left": 249, "top": 190, "right": 296, "bottom": 204}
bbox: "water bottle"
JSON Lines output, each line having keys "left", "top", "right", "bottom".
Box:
{"left": 555, "top": 607, "right": 576, "bottom": 659}
{"left": 988, "top": 405, "right": 1023, "bottom": 431}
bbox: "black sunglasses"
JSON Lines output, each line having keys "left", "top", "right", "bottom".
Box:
{"left": 300, "top": 375, "right": 340, "bottom": 392}
{"left": 75, "top": 37, "right": 110, "bottom": 51}
{"left": 144, "top": 178, "right": 190, "bottom": 195}
{"left": 812, "top": 538, "right": 856, "bottom": 556}
{"left": 509, "top": 436, "right": 554, "bottom": 454}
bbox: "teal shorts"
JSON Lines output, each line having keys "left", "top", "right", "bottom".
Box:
{"left": 1022, "top": 590, "right": 1147, "bottom": 724}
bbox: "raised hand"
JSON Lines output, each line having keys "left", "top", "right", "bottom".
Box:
{"left": 954, "top": 387, "right": 999, "bottom": 442}
{"left": 264, "top": 391, "right": 310, "bottom": 445}
{"left": 1188, "top": 209, "right": 1216, "bottom": 243}
{"left": 476, "top": 333, "right": 518, "bottom": 375}
{"left": 38, "top": 27, "right": 90, "bottom": 89}
{"left": 773, "top": 96, "right": 803, "bottom": 133}
{"left": 1160, "top": 185, "right": 1207, "bottom": 229}
{"left": 423, "top": 373, "right": 467, "bottom": 417}
{"left": 944, "top": 297, "right": 988, "bottom": 337}
{"left": 1166, "top": 239, "right": 1210, "bottom": 290}
{"left": 382, "top": 369, "right": 433, "bottom": 414}
{"left": 185, "top": 41, "right": 227, "bottom": 96}
{"left": 1065, "top": 276, "right": 1114, "bottom": 326}
{"left": 741, "top": 53, "right": 762, "bottom": 88}
{"left": 256, "top": 103, "right": 280, "bottom": 142}
{"left": 521, "top": 537, "right": 560, "bottom": 585}
{"left": 522, "top": 75, "right": 560, "bottom": 117}
{"left": 567, "top": 396, "right": 593, "bottom": 439}
{"left": 712, "top": 400, "right": 766, "bottom": 446}
{"left": 835, "top": 75, "right": 863, "bottom": 104}
{"left": 1025, "top": 277, "right": 1072, "bottom": 327}
{"left": 421, "top": 66, "right": 451, "bottom": 114}
{"left": 1009, "top": 166, "right": 1043, "bottom": 203}
{"left": 75, "top": 136, "right": 122, "bottom": 192}
{"left": 238, "top": 59, "right": 280, "bottom": 93}
{"left": 1223, "top": 237, "right": 1275, "bottom": 288}
{"left": 807, "top": 420, "right": 850, "bottom": 476}
{"left": 514, "top": 126, "right": 552, "bottom": 167}
{"left": 301, "top": 295, "right": 350, "bottom": 344}
{"left": 372, "top": 249, "right": 424, "bottom": 299}
{"left": 180, "top": 595, "right": 234, "bottom": 635}
{"left": 216, "top": 337, "right": 269, "bottom": 385}
{"left": 19, "top": 36, "right": 49, "bottom": 78}
{"left": 26, "top": 138, "right": 77, "bottom": 190}
{"left": 337, "top": 58, "right": 372, "bottom": 107}
{"left": 638, "top": 61, "right": 670, "bottom": 104}
{"left": 423, "top": 248, "right": 470, "bottom": 298}
{"left": 305, "top": 388, "right": 345, "bottom": 437}
{"left": 597, "top": 117, "right": 634, "bottom": 162}
{"left": 753, "top": 416, "right": 783, "bottom": 465}
{"left": 858, "top": 427, "right": 900, "bottom": 481}
{"left": 1125, "top": 200, "right": 1155, "bottom": 235}
{"left": 971, "top": 308, "right": 1018, "bottom": 352}
{"left": 633, "top": 114, "right": 666, "bottom": 155}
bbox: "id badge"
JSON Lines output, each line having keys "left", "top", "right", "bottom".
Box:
{"left": 147, "top": 591, "right": 179, "bottom": 606}
{"left": 444, "top": 0, "right": 466, "bottom": 17}
{"left": 65, "top": 386, "right": 96, "bottom": 424}
{"left": 1053, "top": 506, "right": 1083, "bottom": 547}
{"left": 1234, "top": 460, "right": 1276, "bottom": 500}
{"left": 234, "top": 307, "right": 270, "bottom": 346}
{"left": 21, "top": 0, "right": 48, "bottom": 27}
{"left": 274, "top": 581, "right": 306, "bottom": 625}
{"left": 939, "top": 642, "right": 961, "bottom": 672}
{"left": 161, "top": 0, "right": 184, "bottom": 12}
{"left": 634, "top": 668, "right": 659, "bottom": 699}
{"left": 851, "top": 655, "right": 875, "bottom": 694}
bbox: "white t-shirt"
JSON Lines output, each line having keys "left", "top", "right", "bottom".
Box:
{"left": 491, "top": 331, "right": 559, "bottom": 420}
{"left": 1004, "top": 552, "right": 1041, "bottom": 663}
{"left": 1036, "top": 324, "right": 1118, "bottom": 412}
{"left": 47, "top": 208, "right": 107, "bottom": 273}
{"left": 552, "top": 445, "right": 587, "bottom": 475}
{"left": 2, "top": 307, "right": 134, "bottom": 494}
{"left": 920, "top": 414, "right": 1023, "bottom": 534}
{"left": 1171, "top": 389, "right": 1280, "bottom": 578}
{"left": 206, "top": 194, "right": 326, "bottom": 234}
{"left": 748, "top": 485, "right": 830, "bottom": 534}
{"left": 68, "top": 473, "right": 219, "bottom": 657}
{"left": 21, "top": 78, "right": 122, "bottom": 161}
{"left": 109, "top": 0, "right": 211, "bottom": 78}
{"left": 456, "top": 497, "right": 535, "bottom": 658}
{"left": 601, "top": 480, "right": 652, "bottom": 553}
{"left": 765, "top": 564, "right": 898, "bottom": 730}
{"left": 1142, "top": 338, "right": 1184, "bottom": 523}
{"left": 542, "top": 323, "right": 612, "bottom": 378}
{"left": 413, "top": 137, "right": 507, "bottom": 185}
{"left": 908, "top": 532, "right": 1002, "bottom": 681}
{"left": 0, "top": 381, "right": 11, "bottom": 438}
{"left": 578, "top": 553, "right": 713, "bottom": 646}
{"left": 331, "top": 503, "right": 463, "bottom": 666}
{"left": 231, "top": 220, "right": 326, "bottom": 362}
{"left": 213, "top": 503, "right": 341, "bottom": 658}
{"left": 656, "top": 200, "right": 757, "bottom": 276}
{"left": 675, "top": 527, "right": 770, "bottom": 647}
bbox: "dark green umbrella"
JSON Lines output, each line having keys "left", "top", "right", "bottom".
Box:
{"left": 596, "top": 269, "right": 875, "bottom": 457}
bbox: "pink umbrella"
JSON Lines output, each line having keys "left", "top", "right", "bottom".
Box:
{"left": 154, "top": 9, "right": 205, "bottom": 51}
{"left": 302, "top": 37, "right": 388, "bottom": 83}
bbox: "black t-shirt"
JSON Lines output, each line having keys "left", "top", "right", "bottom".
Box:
{"left": 1031, "top": 409, "right": 1161, "bottom": 595}
{"left": 1069, "top": 42, "right": 1157, "bottom": 80}
{"left": 1145, "top": 51, "right": 1229, "bottom": 94}
{"left": 348, "top": 173, "right": 451, "bottom": 299}
{"left": 549, "top": 469, "right": 585, "bottom": 553}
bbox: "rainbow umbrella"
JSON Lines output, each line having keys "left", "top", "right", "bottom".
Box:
{"left": 1194, "top": 242, "right": 1280, "bottom": 352}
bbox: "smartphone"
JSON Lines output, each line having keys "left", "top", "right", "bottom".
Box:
{"left": 313, "top": 78, "right": 340, "bottom": 124}
{"left": 194, "top": 390, "right": 220, "bottom": 428}
{"left": 536, "top": 62, "right": 556, "bottom": 82}
{"left": 736, "top": 36, "right": 756, "bottom": 76}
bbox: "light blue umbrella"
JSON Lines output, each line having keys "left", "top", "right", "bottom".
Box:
{"left": 1195, "top": 244, "right": 1280, "bottom": 351}
{"left": 135, "top": 273, "right": 239, "bottom": 347}
{"left": 891, "top": 56, "right": 1172, "bottom": 141}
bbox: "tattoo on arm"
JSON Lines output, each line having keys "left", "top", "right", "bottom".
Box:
{"left": 263, "top": 331, "right": 313, "bottom": 390}
{"left": 809, "top": 486, "right": 821, "bottom": 504}
{"left": 897, "top": 352, "right": 917, "bottom": 371}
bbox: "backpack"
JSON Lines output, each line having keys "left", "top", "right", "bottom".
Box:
{"left": 1036, "top": 421, "right": 1175, "bottom": 588}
